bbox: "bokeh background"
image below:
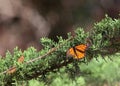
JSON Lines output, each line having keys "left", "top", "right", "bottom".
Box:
{"left": 0, "top": 0, "right": 120, "bottom": 56}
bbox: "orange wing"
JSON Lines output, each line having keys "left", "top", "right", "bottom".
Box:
{"left": 67, "top": 44, "right": 87, "bottom": 59}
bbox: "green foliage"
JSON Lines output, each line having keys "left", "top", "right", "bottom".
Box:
{"left": 89, "top": 15, "right": 120, "bottom": 50}
{"left": 0, "top": 15, "right": 120, "bottom": 86}
{"left": 80, "top": 53, "right": 120, "bottom": 86}
{"left": 28, "top": 79, "right": 44, "bottom": 86}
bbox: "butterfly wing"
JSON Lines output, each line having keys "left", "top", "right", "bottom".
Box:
{"left": 66, "top": 47, "right": 77, "bottom": 58}
{"left": 75, "top": 44, "right": 87, "bottom": 59}
{"left": 75, "top": 44, "right": 87, "bottom": 52}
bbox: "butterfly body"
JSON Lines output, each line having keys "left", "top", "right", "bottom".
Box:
{"left": 67, "top": 44, "right": 87, "bottom": 59}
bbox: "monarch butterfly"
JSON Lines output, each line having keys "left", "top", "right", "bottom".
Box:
{"left": 66, "top": 44, "right": 87, "bottom": 59}
{"left": 17, "top": 55, "right": 24, "bottom": 63}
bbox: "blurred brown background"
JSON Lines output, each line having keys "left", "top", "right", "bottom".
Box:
{"left": 0, "top": 0, "right": 120, "bottom": 56}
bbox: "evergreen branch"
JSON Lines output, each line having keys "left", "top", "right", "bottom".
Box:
{"left": 26, "top": 36, "right": 73, "bottom": 64}
{"left": 0, "top": 37, "right": 73, "bottom": 75}
{"left": 0, "top": 15, "right": 120, "bottom": 85}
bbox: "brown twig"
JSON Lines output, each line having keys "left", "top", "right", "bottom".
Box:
{"left": 0, "top": 37, "right": 73, "bottom": 75}
{"left": 26, "top": 37, "right": 73, "bottom": 64}
{"left": 26, "top": 47, "right": 56, "bottom": 64}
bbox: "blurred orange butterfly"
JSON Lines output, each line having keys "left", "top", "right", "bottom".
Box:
{"left": 66, "top": 44, "right": 87, "bottom": 59}
{"left": 7, "top": 66, "right": 16, "bottom": 74}
{"left": 7, "top": 56, "right": 24, "bottom": 74}
{"left": 17, "top": 55, "right": 24, "bottom": 63}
